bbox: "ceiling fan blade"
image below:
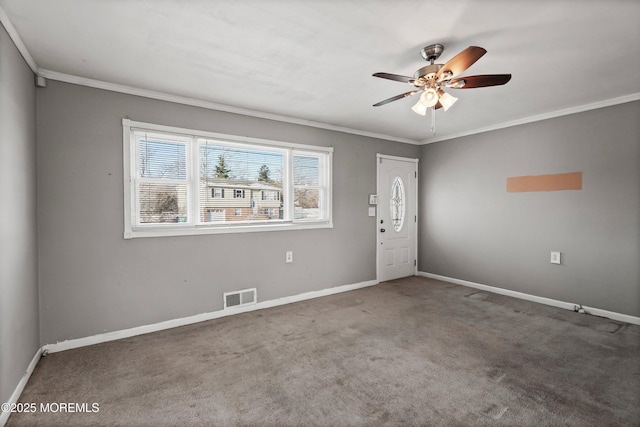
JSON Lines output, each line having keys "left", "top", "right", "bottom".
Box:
{"left": 373, "top": 90, "right": 420, "bottom": 107}
{"left": 372, "top": 72, "right": 415, "bottom": 84}
{"left": 436, "top": 46, "right": 486, "bottom": 80}
{"left": 447, "top": 74, "right": 512, "bottom": 89}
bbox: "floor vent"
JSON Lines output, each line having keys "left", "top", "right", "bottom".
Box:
{"left": 224, "top": 288, "right": 257, "bottom": 309}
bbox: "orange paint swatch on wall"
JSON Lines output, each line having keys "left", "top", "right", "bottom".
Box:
{"left": 507, "top": 172, "right": 582, "bottom": 192}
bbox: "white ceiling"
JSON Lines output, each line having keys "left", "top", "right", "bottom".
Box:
{"left": 2, "top": 0, "right": 639, "bottom": 143}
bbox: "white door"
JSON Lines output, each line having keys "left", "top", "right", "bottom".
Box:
{"left": 377, "top": 155, "right": 418, "bottom": 282}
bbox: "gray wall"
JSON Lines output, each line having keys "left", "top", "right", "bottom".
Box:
{"left": 36, "top": 80, "right": 419, "bottom": 345}
{"left": 419, "top": 101, "right": 640, "bottom": 317}
{"left": 0, "top": 24, "right": 39, "bottom": 404}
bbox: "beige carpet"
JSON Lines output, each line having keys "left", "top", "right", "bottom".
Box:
{"left": 7, "top": 276, "right": 640, "bottom": 426}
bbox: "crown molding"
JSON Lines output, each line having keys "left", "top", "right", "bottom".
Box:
{"left": 0, "top": 5, "right": 38, "bottom": 73}
{"left": 38, "top": 69, "right": 420, "bottom": 145}
{"left": 420, "top": 93, "right": 640, "bottom": 144}
{"left": 2, "top": 3, "right": 412, "bottom": 146}
{"left": 5, "top": 0, "right": 636, "bottom": 148}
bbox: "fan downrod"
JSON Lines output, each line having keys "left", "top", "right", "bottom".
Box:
{"left": 420, "top": 44, "right": 444, "bottom": 63}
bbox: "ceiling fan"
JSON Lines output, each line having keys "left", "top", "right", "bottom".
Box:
{"left": 372, "top": 44, "right": 511, "bottom": 115}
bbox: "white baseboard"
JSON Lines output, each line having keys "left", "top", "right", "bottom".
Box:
{"left": 418, "top": 272, "right": 640, "bottom": 326}
{"left": 43, "top": 279, "right": 379, "bottom": 354}
{"left": 0, "top": 347, "right": 42, "bottom": 427}
{"left": 581, "top": 305, "right": 640, "bottom": 326}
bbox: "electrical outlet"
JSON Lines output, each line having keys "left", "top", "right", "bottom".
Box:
{"left": 550, "top": 251, "right": 561, "bottom": 264}
{"left": 285, "top": 251, "right": 293, "bottom": 263}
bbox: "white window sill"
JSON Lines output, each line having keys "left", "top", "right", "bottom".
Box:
{"left": 124, "top": 221, "right": 333, "bottom": 239}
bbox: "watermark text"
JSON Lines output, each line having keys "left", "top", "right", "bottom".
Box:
{"left": 2, "top": 402, "right": 99, "bottom": 413}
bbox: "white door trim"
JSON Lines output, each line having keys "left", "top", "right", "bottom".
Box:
{"left": 376, "top": 154, "right": 419, "bottom": 282}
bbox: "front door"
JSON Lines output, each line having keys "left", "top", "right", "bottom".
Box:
{"left": 377, "top": 155, "right": 418, "bottom": 282}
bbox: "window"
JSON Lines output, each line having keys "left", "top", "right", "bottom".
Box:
{"left": 293, "top": 154, "right": 326, "bottom": 220}
{"left": 261, "top": 190, "right": 279, "bottom": 201}
{"left": 123, "top": 119, "right": 332, "bottom": 238}
{"left": 135, "top": 132, "right": 189, "bottom": 224}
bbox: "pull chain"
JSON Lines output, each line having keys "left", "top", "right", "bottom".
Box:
{"left": 430, "top": 107, "right": 436, "bottom": 135}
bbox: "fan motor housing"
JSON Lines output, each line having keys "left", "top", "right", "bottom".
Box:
{"left": 413, "top": 64, "right": 442, "bottom": 86}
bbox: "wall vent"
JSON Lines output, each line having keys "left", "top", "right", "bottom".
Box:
{"left": 224, "top": 288, "right": 257, "bottom": 309}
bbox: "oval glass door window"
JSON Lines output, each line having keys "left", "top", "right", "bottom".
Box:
{"left": 390, "top": 176, "right": 405, "bottom": 232}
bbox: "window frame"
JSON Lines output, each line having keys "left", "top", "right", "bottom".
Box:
{"left": 292, "top": 152, "right": 329, "bottom": 222}
{"left": 123, "top": 119, "right": 333, "bottom": 239}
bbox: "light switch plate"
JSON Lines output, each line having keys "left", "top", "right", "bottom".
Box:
{"left": 550, "top": 251, "right": 561, "bottom": 264}
{"left": 369, "top": 194, "right": 378, "bottom": 205}
{"left": 368, "top": 207, "right": 376, "bottom": 217}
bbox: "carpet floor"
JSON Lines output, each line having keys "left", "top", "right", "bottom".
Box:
{"left": 6, "top": 276, "right": 640, "bottom": 426}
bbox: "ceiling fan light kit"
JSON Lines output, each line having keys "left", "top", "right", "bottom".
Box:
{"left": 373, "top": 44, "right": 511, "bottom": 134}
{"left": 436, "top": 89, "right": 458, "bottom": 111}
{"left": 411, "top": 100, "right": 428, "bottom": 116}
{"left": 420, "top": 88, "right": 439, "bottom": 108}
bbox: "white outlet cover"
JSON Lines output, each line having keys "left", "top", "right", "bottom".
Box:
{"left": 368, "top": 206, "right": 376, "bottom": 216}
{"left": 550, "top": 251, "right": 561, "bottom": 264}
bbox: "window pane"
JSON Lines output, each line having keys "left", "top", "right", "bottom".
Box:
{"left": 294, "top": 188, "right": 320, "bottom": 219}
{"left": 138, "top": 182, "right": 188, "bottom": 224}
{"left": 138, "top": 136, "right": 186, "bottom": 179}
{"left": 293, "top": 155, "right": 320, "bottom": 186}
{"left": 199, "top": 141, "right": 284, "bottom": 223}
{"left": 391, "top": 176, "right": 405, "bottom": 232}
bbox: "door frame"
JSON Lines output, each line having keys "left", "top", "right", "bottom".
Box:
{"left": 376, "top": 153, "right": 419, "bottom": 282}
